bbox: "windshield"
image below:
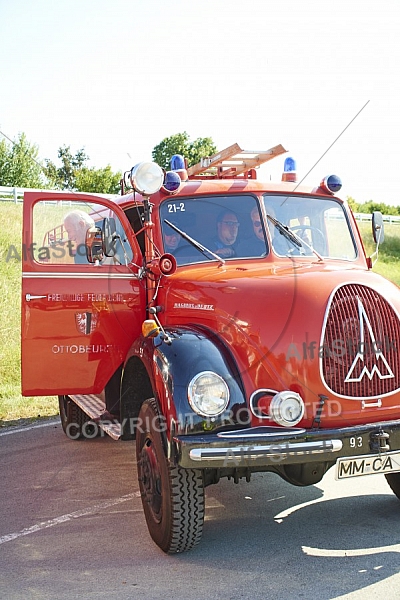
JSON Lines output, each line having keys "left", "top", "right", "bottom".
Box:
{"left": 160, "top": 195, "right": 268, "bottom": 265}
{"left": 159, "top": 193, "right": 357, "bottom": 265}
{"left": 263, "top": 195, "right": 357, "bottom": 260}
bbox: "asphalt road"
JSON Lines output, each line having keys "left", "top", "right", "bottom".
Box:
{"left": 1, "top": 419, "right": 400, "bottom": 600}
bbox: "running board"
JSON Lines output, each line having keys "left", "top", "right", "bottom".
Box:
{"left": 70, "top": 394, "right": 121, "bottom": 440}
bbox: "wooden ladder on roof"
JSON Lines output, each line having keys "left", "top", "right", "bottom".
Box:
{"left": 187, "top": 143, "right": 287, "bottom": 179}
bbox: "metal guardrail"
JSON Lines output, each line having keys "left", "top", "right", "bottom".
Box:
{"left": 0, "top": 185, "right": 52, "bottom": 203}
{"left": 0, "top": 186, "right": 114, "bottom": 203}
{"left": 354, "top": 213, "right": 400, "bottom": 224}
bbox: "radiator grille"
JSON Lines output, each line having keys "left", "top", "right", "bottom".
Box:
{"left": 321, "top": 284, "right": 400, "bottom": 398}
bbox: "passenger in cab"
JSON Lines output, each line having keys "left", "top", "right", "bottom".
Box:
{"left": 64, "top": 210, "right": 95, "bottom": 264}
{"left": 238, "top": 207, "right": 268, "bottom": 256}
{"left": 163, "top": 222, "right": 180, "bottom": 254}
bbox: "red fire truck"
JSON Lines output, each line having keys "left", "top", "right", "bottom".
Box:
{"left": 21, "top": 143, "right": 400, "bottom": 553}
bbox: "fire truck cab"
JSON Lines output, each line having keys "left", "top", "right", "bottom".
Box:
{"left": 21, "top": 143, "right": 400, "bottom": 553}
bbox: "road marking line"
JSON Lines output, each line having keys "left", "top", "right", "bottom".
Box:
{"left": 0, "top": 420, "right": 59, "bottom": 437}
{"left": 302, "top": 543, "right": 400, "bottom": 556}
{"left": 274, "top": 497, "right": 324, "bottom": 522}
{"left": 0, "top": 492, "right": 141, "bottom": 545}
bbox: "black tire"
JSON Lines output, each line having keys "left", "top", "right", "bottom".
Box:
{"left": 58, "top": 395, "right": 96, "bottom": 440}
{"left": 385, "top": 472, "right": 400, "bottom": 500}
{"left": 136, "top": 398, "right": 204, "bottom": 553}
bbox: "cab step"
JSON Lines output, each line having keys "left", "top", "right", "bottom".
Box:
{"left": 70, "top": 394, "right": 121, "bottom": 440}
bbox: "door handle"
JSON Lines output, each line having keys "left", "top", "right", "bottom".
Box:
{"left": 25, "top": 294, "right": 47, "bottom": 302}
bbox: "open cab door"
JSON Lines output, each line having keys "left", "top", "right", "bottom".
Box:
{"left": 21, "top": 191, "right": 145, "bottom": 396}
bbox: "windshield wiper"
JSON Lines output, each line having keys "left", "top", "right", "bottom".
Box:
{"left": 164, "top": 219, "right": 225, "bottom": 265}
{"left": 266, "top": 215, "right": 302, "bottom": 247}
{"left": 266, "top": 214, "right": 324, "bottom": 262}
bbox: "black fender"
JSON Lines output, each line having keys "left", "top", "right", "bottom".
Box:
{"left": 120, "top": 326, "right": 249, "bottom": 440}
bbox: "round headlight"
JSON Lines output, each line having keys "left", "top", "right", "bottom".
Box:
{"left": 188, "top": 371, "right": 229, "bottom": 417}
{"left": 269, "top": 391, "right": 304, "bottom": 427}
{"left": 130, "top": 162, "right": 164, "bottom": 195}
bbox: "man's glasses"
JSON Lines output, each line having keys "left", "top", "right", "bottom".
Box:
{"left": 252, "top": 220, "right": 262, "bottom": 227}
{"left": 222, "top": 221, "right": 240, "bottom": 228}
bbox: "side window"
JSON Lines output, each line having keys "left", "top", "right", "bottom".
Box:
{"left": 32, "top": 200, "right": 134, "bottom": 265}
{"left": 124, "top": 206, "right": 145, "bottom": 256}
{"left": 324, "top": 206, "right": 356, "bottom": 259}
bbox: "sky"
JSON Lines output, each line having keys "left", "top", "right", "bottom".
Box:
{"left": 1, "top": 0, "right": 399, "bottom": 205}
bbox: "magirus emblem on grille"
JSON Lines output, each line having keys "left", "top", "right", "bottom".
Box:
{"left": 345, "top": 299, "right": 394, "bottom": 383}
{"left": 75, "top": 312, "right": 98, "bottom": 335}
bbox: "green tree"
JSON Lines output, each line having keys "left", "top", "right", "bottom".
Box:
{"left": 75, "top": 165, "right": 122, "bottom": 194}
{"left": 357, "top": 200, "right": 399, "bottom": 215}
{"left": 346, "top": 196, "right": 359, "bottom": 212}
{"left": 45, "top": 146, "right": 122, "bottom": 193}
{"left": 0, "top": 133, "right": 45, "bottom": 188}
{"left": 152, "top": 132, "right": 217, "bottom": 170}
{"left": 347, "top": 197, "right": 400, "bottom": 216}
{"left": 186, "top": 136, "right": 217, "bottom": 167}
{"left": 44, "top": 145, "right": 89, "bottom": 190}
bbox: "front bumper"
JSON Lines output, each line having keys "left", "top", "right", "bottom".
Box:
{"left": 173, "top": 420, "right": 400, "bottom": 469}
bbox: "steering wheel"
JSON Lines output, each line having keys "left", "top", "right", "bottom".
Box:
{"left": 291, "top": 225, "right": 325, "bottom": 251}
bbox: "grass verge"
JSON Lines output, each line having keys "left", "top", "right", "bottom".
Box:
{"left": 0, "top": 203, "right": 57, "bottom": 424}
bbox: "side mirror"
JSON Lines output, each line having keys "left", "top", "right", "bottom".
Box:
{"left": 122, "top": 171, "right": 132, "bottom": 194}
{"left": 102, "top": 217, "right": 118, "bottom": 256}
{"left": 85, "top": 226, "right": 104, "bottom": 263}
{"left": 372, "top": 211, "right": 384, "bottom": 245}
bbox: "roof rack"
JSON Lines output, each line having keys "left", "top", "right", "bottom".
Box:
{"left": 187, "top": 143, "right": 287, "bottom": 180}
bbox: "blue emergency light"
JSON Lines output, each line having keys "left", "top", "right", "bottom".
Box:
{"left": 170, "top": 154, "right": 185, "bottom": 171}
{"left": 284, "top": 157, "right": 296, "bottom": 173}
{"left": 282, "top": 156, "right": 297, "bottom": 182}
{"left": 162, "top": 171, "right": 182, "bottom": 194}
{"left": 320, "top": 174, "right": 342, "bottom": 194}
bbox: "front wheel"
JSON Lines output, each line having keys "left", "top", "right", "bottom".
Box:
{"left": 385, "top": 472, "right": 400, "bottom": 500}
{"left": 136, "top": 398, "right": 205, "bottom": 553}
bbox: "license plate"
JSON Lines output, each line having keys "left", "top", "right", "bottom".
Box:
{"left": 336, "top": 451, "right": 400, "bottom": 479}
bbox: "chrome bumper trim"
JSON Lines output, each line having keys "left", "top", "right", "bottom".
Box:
{"left": 189, "top": 439, "right": 343, "bottom": 462}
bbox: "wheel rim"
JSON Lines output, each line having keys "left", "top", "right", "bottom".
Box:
{"left": 140, "top": 437, "right": 163, "bottom": 522}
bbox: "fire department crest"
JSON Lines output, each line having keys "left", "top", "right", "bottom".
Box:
{"left": 75, "top": 312, "right": 98, "bottom": 335}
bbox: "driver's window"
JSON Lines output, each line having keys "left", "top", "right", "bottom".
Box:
{"left": 32, "top": 200, "right": 133, "bottom": 265}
